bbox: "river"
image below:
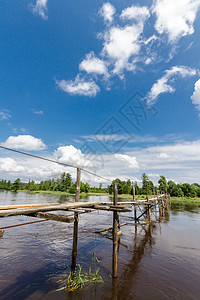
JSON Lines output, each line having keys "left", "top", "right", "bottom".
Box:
{"left": 0, "top": 191, "right": 200, "bottom": 299}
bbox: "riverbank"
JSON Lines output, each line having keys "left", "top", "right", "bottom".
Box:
{"left": 170, "top": 197, "right": 200, "bottom": 205}
{"left": 18, "top": 190, "right": 147, "bottom": 200}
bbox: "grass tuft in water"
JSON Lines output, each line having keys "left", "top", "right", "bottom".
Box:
{"left": 56, "top": 253, "right": 103, "bottom": 292}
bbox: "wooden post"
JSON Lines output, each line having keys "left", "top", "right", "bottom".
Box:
{"left": 71, "top": 168, "right": 81, "bottom": 271}
{"left": 148, "top": 204, "right": 151, "bottom": 222}
{"left": 157, "top": 190, "right": 161, "bottom": 222}
{"left": 113, "top": 182, "right": 118, "bottom": 278}
{"left": 133, "top": 181, "right": 137, "bottom": 223}
{"left": 75, "top": 168, "right": 81, "bottom": 202}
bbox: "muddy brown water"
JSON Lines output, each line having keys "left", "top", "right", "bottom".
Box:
{"left": 0, "top": 191, "right": 200, "bottom": 300}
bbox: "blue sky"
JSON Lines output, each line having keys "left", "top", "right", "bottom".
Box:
{"left": 1, "top": 0, "right": 200, "bottom": 185}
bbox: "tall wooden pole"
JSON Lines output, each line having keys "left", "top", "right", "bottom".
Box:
{"left": 71, "top": 168, "right": 81, "bottom": 271}
{"left": 75, "top": 168, "right": 81, "bottom": 202}
{"left": 132, "top": 181, "right": 137, "bottom": 223}
{"left": 112, "top": 182, "right": 118, "bottom": 278}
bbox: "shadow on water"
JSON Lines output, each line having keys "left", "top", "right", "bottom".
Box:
{"left": 0, "top": 263, "right": 59, "bottom": 300}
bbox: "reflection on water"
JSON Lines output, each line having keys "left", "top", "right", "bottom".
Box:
{"left": 0, "top": 192, "right": 200, "bottom": 299}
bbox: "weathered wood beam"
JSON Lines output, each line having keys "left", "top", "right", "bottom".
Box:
{"left": 33, "top": 212, "right": 74, "bottom": 223}
{"left": 0, "top": 203, "right": 58, "bottom": 210}
{"left": 95, "top": 222, "right": 127, "bottom": 233}
{"left": 93, "top": 205, "right": 131, "bottom": 212}
{"left": 0, "top": 202, "right": 99, "bottom": 218}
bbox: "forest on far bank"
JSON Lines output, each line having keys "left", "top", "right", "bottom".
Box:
{"left": 0, "top": 172, "right": 200, "bottom": 198}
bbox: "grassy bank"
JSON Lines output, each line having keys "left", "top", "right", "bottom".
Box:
{"left": 18, "top": 190, "right": 200, "bottom": 204}
{"left": 18, "top": 190, "right": 148, "bottom": 200}
{"left": 169, "top": 197, "right": 200, "bottom": 205}
{"left": 19, "top": 190, "right": 110, "bottom": 197}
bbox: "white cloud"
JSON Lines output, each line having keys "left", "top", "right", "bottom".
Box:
{"left": 102, "top": 24, "right": 142, "bottom": 76}
{"left": 56, "top": 76, "right": 100, "bottom": 97}
{"left": 159, "top": 153, "right": 170, "bottom": 159}
{"left": 0, "top": 158, "right": 25, "bottom": 173}
{"left": 114, "top": 154, "right": 139, "bottom": 169}
{"left": 120, "top": 5, "right": 150, "bottom": 23}
{"left": 153, "top": 0, "right": 200, "bottom": 42}
{"left": 79, "top": 52, "right": 107, "bottom": 75}
{"left": 31, "top": 0, "right": 48, "bottom": 20}
{"left": 32, "top": 110, "right": 44, "bottom": 115}
{"left": 54, "top": 145, "right": 92, "bottom": 168}
{"left": 191, "top": 79, "right": 200, "bottom": 116}
{"left": 2, "top": 135, "right": 47, "bottom": 151}
{"left": 0, "top": 109, "right": 11, "bottom": 121}
{"left": 147, "top": 65, "right": 197, "bottom": 104}
{"left": 99, "top": 3, "right": 116, "bottom": 23}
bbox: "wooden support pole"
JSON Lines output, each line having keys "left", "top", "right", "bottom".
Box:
{"left": 112, "top": 182, "right": 118, "bottom": 278}
{"left": 132, "top": 181, "right": 137, "bottom": 223}
{"left": 148, "top": 204, "right": 151, "bottom": 222}
{"left": 71, "top": 213, "right": 78, "bottom": 271}
{"left": 75, "top": 168, "right": 81, "bottom": 203}
{"left": 71, "top": 168, "right": 81, "bottom": 271}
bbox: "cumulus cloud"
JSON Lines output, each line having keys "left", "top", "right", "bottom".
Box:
{"left": 191, "top": 79, "right": 200, "bottom": 116}
{"left": 54, "top": 145, "right": 92, "bottom": 168}
{"left": 102, "top": 24, "right": 142, "bottom": 76}
{"left": 30, "top": 0, "right": 48, "bottom": 20}
{"left": 0, "top": 109, "right": 11, "bottom": 121}
{"left": 79, "top": 52, "right": 107, "bottom": 75}
{"left": 58, "top": 4, "right": 153, "bottom": 95}
{"left": 114, "top": 154, "right": 139, "bottom": 169}
{"left": 147, "top": 65, "right": 197, "bottom": 104}
{"left": 120, "top": 5, "right": 150, "bottom": 23}
{"left": 2, "top": 135, "right": 47, "bottom": 151}
{"left": 56, "top": 76, "right": 100, "bottom": 97}
{"left": 0, "top": 158, "right": 25, "bottom": 173}
{"left": 153, "top": 0, "right": 200, "bottom": 42}
{"left": 99, "top": 2, "right": 116, "bottom": 23}
{"left": 101, "top": 5, "right": 150, "bottom": 76}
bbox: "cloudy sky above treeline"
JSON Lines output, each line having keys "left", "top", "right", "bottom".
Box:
{"left": 1, "top": 0, "right": 200, "bottom": 185}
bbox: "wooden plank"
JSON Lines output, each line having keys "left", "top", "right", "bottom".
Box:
{"left": 33, "top": 212, "right": 74, "bottom": 223}
{"left": 68, "top": 208, "right": 89, "bottom": 213}
{"left": 0, "top": 203, "right": 58, "bottom": 210}
{"left": 0, "top": 202, "right": 99, "bottom": 217}
{"left": 93, "top": 205, "right": 131, "bottom": 212}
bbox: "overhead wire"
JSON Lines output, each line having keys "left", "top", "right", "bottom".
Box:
{"left": 0, "top": 145, "right": 112, "bottom": 182}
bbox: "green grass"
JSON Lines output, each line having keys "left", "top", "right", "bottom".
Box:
{"left": 56, "top": 265, "right": 103, "bottom": 292}
{"left": 170, "top": 197, "right": 200, "bottom": 205}
{"left": 19, "top": 190, "right": 110, "bottom": 196}
{"left": 56, "top": 253, "right": 103, "bottom": 292}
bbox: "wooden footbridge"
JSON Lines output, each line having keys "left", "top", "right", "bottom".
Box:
{"left": 0, "top": 147, "right": 170, "bottom": 278}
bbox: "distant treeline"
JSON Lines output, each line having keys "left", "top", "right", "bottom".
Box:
{"left": 0, "top": 172, "right": 200, "bottom": 198}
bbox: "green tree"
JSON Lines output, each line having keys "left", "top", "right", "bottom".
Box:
{"left": 11, "top": 178, "right": 21, "bottom": 192}
{"left": 158, "top": 175, "right": 167, "bottom": 193}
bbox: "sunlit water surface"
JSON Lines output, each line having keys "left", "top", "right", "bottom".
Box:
{"left": 0, "top": 191, "right": 200, "bottom": 299}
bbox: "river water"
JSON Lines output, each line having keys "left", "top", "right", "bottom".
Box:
{"left": 0, "top": 191, "right": 200, "bottom": 300}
